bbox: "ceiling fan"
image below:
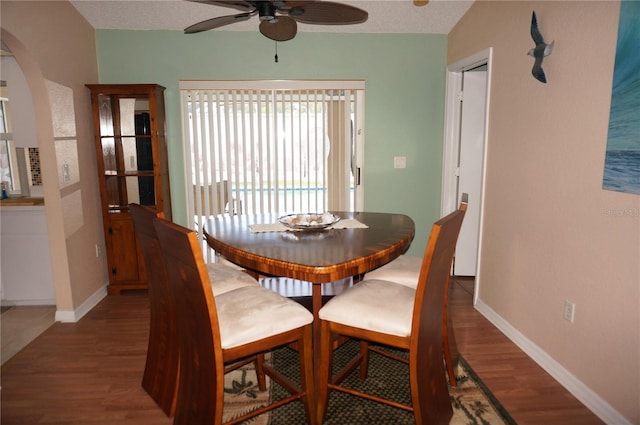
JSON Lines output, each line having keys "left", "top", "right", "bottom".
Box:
{"left": 184, "top": 0, "right": 368, "bottom": 42}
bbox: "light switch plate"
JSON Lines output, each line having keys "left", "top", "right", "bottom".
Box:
{"left": 62, "top": 164, "right": 70, "bottom": 182}
{"left": 394, "top": 156, "right": 406, "bottom": 169}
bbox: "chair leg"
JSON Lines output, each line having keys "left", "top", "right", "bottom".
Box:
{"left": 255, "top": 353, "right": 267, "bottom": 391}
{"left": 411, "top": 349, "right": 454, "bottom": 425}
{"left": 442, "top": 320, "right": 459, "bottom": 387}
{"left": 141, "top": 322, "right": 179, "bottom": 417}
{"left": 316, "top": 320, "right": 334, "bottom": 425}
{"left": 443, "top": 279, "right": 459, "bottom": 386}
{"left": 358, "top": 340, "right": 370, "bottom": 380}
{"left": 298, "top": 325, "right": 317, "bottom": 425}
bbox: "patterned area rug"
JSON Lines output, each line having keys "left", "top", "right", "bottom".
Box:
{"left": 223, "top": 357, "right": 271, "bottom": 425}
{"left": 222, "top": 339, "right": 516, "bottom": 424}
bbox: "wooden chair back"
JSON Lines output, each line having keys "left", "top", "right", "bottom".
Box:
{"left": 130, "top": 203, "right": 178, "bottom": 417}
{"left": 153, "top": 217, "right": 226, "bottom": 425}
{"left": 410, "top": 194, "right": 467, "bottom": 424}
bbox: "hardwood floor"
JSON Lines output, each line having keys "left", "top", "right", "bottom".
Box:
{"left": 0, "top": 281, "right": 603, "bottom": 424}
{"left": 449, "top": 277, "right": 603, "bottom": 425}
{"left": 1, "top": 292, "right": 173, "bottom": 425}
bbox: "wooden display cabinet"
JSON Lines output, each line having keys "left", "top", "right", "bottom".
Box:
{"left": 86, "top": 84, "right": 171, "bottom": 295}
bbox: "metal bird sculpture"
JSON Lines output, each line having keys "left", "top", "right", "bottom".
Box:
{"left": 528, "top": 11, "right": 554, "bottom": 83}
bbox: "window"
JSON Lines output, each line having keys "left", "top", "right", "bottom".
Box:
{"left": 0, "top": 88, "right": 19, "bottom": 195}
{"left": 180, "top": 80, "right": 365, "bottom": 233}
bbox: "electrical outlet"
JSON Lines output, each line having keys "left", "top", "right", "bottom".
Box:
{"left": 563, "top": 300, "right": 575, "bottom": 323}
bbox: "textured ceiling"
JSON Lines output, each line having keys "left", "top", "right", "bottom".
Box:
{"left": 70, "top": 0, "right": 474, "bottom": 35}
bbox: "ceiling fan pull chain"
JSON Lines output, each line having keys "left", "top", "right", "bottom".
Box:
{"left": 274, "top": 41, "right": 279, "bottom": 63}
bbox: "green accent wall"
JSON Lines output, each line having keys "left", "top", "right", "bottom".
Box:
{"left": 96, "top": 30, "right": 447, "bottom": 256}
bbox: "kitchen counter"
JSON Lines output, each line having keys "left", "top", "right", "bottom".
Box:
{"left": 1, "top": 201, "right": 55, "bottom": 304}
{"left": 0, "top": 197, "right": 45, "bottom": 206}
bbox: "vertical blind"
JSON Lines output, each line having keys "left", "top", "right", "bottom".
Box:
{"left": 180, "top": 80, "right": 365, "bottom": 237}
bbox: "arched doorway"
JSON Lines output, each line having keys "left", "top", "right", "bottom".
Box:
{"left": 1, "top": 29, "right": 70, "bottom": 313}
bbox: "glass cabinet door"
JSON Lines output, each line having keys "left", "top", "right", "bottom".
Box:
{"left": 98, "top": 95, "right": 156, "bottom": 211}
{"left": 87, "top": 83, "right": 169, "bottom": 293}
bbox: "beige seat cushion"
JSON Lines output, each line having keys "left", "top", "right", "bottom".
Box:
{"left": 216, "top": 255, "right": 246, "bottom": 270}
{"left": 319, "top": 279, "right": 415, "bottom": 338}
{"left": 361, "top": 255, "right": 422, "bottom": 289}
{"left": 207, "top": 263, "right": 260, "bottom": 296}
{"left": 216, "top": 286, "right": 313, "bottom": 349}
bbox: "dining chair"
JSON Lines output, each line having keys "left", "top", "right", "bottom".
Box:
{"left": 152, "top": 216, "right": 317, "bottom": 425}
{"left": 316, "top": 197, "right": 467, "bottom": 425}
{"left": 193, "top": 180, "right": 242, "bottom": 216}
{"left": 359, "top": 195, "right": 468, "bottom": 387}
{"left": 130, "top": 203, "right": 261, "bottom": 417}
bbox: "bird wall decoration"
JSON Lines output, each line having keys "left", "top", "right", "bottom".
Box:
{"left": 528, "top": 11, "right": 554, "bottom": 83}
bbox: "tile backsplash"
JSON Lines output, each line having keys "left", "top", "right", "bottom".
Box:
{"left": 28, "top": 147, "right": 42, "bottom": 186}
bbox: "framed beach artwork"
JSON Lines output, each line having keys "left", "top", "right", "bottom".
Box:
{"left": 602, "top": 1, "right": 640, "bottom": 195}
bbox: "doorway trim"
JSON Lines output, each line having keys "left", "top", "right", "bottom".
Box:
{"left": 441, "top": 48, "right": 492, "bottom": 304}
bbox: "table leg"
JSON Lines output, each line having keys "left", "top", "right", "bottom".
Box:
{"left": 311, "top": 282, "right": 323, "bottom": 390}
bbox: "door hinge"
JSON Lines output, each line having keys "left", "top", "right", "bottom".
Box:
{"left": 457, "top": 91, "right": 463, "bottom": 102}
{"left": 108, "top": 227, "right": 113, "bottom": 235}
{"left": 111, "top": 267, "right": 117, "bottom": 275}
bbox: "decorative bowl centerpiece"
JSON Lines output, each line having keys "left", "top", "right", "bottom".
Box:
{"left": 278, "top": 212, "right": 340, "bottom": 231}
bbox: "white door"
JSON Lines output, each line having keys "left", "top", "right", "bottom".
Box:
{"left": 455, "top": 66, "right": 487, "bottom": 276}
{"left": 442, "top": 48, "right": 491, "bottom": 283}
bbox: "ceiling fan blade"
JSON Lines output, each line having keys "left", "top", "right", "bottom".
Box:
{"left": 184, "top": 13, "right": 251, "bottom": 33}
{"left": 186, "top": 0, "right": 255, "bottom": 12}
{"left": 291, "top": 1, "right": 368, "bottom": 25}
{"left": 259, "top": 16, "right": 297, "bottom": 41}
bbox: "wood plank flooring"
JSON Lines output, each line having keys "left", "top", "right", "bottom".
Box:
{"left": 449, "top": 277, "right": 603, "bottom": 425}
{"left": 0, "top": 280, "right": 603, "bottom": 424}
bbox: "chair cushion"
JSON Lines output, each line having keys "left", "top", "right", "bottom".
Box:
{"left": 319, "top": 279, "right": 415, "bottom": 337}
{"left": 216, "top": 286, "right": 313, "bottom": 349}
{"left": 361, "top": 255, "right": 422, "bottom": 289}
{"left": 207, "top": 263, "right": 260, "bottom": 296}
{"left": 216, "top": 255, "right": 245, "bottom": 270}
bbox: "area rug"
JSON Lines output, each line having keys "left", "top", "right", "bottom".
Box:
{"left": 223, "top": 339, "right": 516, "bottom": 424}
{"left": 222, "top": 356, "right": 272, "bottom": 425}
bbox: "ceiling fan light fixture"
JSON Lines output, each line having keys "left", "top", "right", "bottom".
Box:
{"left": 185, "top": 0, "right": 368, "bottom": 41}
{"left": 414, "top": 0, "right": 429, "bottom": 6}
{"left": 257, "top": 1, "right": 276, "bottom": 21}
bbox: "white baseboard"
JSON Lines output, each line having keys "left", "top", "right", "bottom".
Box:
{"left": 54, "top": 284, "right": 108, "bottom": 323}
{"left": 1, "top": 298, "right": 56, "bottom": 306}
{"left": 475, "top": 298, "right": 632, "bottom": 425}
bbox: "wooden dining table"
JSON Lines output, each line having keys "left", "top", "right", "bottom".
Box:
{"left": 202, "top": 211, "right": 415, "bottom": 318}
{"left": 202, "top": 211, "right": 415, "bottom": 379}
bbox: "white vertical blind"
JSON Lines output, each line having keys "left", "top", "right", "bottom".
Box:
{"left": 180, "top": 80, "right": 365, "bottom": 260}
